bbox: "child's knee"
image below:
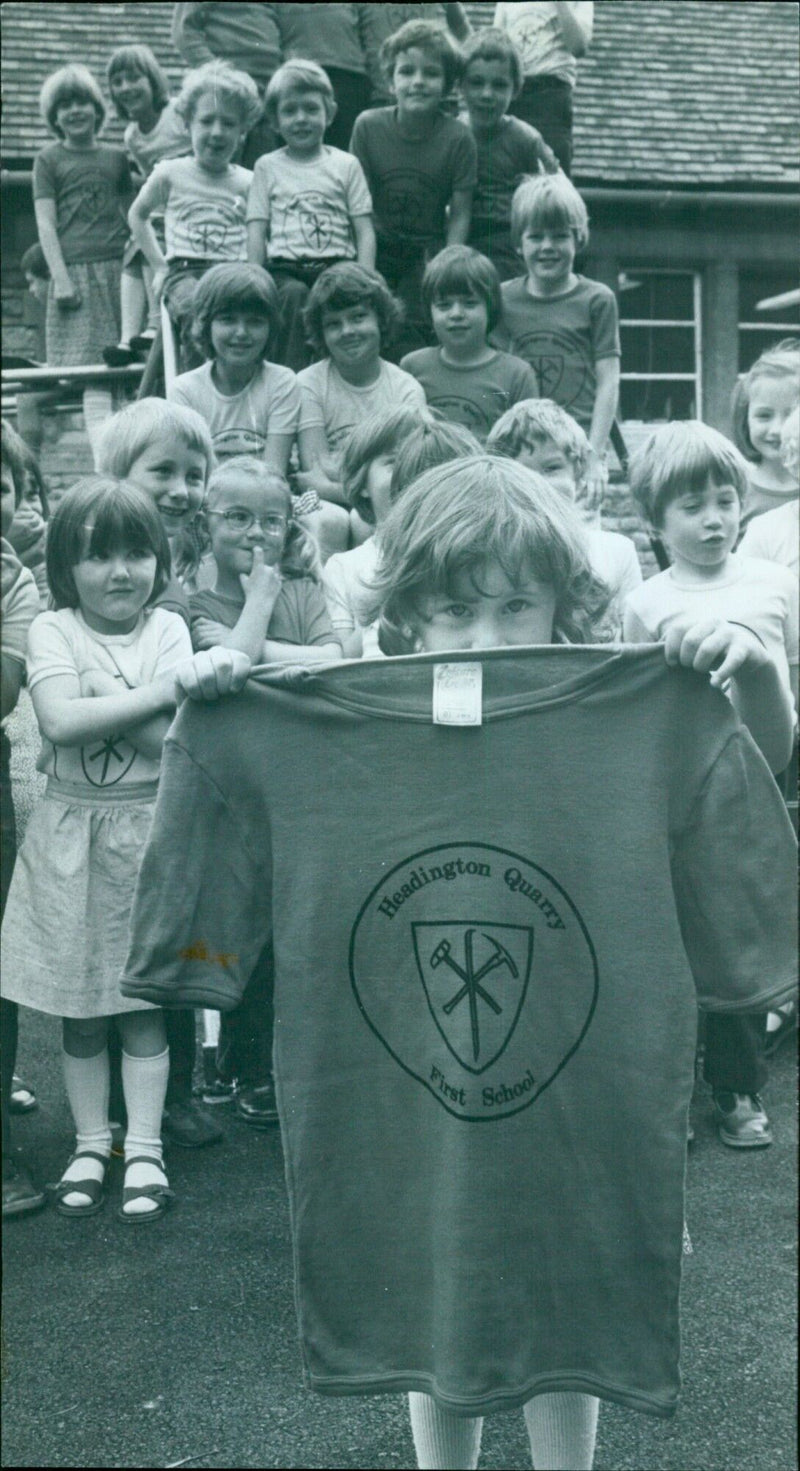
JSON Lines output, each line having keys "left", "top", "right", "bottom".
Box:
{"left": 63, "top": 1016, "right": 108, "bottom": 1055}
{"left": 117, "top": 1008, "right": 167, "bottom": 1057}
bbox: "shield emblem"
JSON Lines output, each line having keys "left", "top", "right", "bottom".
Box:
{"left": 535, "top": 355, "right": 565, "bottom": 398}
{"left": 411, "top": 922, "right": 533, "bottom": 1075}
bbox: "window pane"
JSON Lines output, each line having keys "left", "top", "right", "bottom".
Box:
{"left": 620, "top": 379, "right": 697, "bottom": 422}
{"left": 617, "top": 271, "right": 694, "bottom": 321}
{"left": 620, "top": 325, "right": 696, "bottom": 375}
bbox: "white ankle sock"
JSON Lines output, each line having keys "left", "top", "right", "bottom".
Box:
{"left": 61, "top": 1047, "right": 111, "bottom": 1206}
{"left": 122, "top": 1047, "right": 170, "bottom": 1216}
{"left": 408, "top": 1393, "right": 483, "bottom": 1470}
{"left": 524, "top": 1392, "right": 599, "bottom": 1470}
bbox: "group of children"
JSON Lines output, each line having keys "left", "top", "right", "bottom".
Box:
{"left": 2, "top": 11, "right": 798, "bottom": 1471}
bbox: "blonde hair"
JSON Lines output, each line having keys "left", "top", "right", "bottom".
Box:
{"left": 369, "top": 454, "right": 612, "bottom": 653}
{"left": 204, "top": 456, "right": 321, "bottom": 582}
{"left": 95, "top": 398, "right": 215, "bottom": 480}
{"left": 629, "top": 421, "right": 750, "bottom": 528}
{"left": 510, "top": 172, "right": 589, "bottom": 251}
{"left": 487, "top": 399, "right": 588, "bottom": 484}
{"left": 175, "top": 60, "right": 262, "bottom": 130}
{"left": 39, "top": 64, "right": 106, "bottom": 138}
{"left": 264, "top": 60, "right": 337, "bottom": 127}
{"left": 730, "top": 338, "right": 800, "bottom": 463}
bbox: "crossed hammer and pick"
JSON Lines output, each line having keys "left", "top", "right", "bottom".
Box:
{"left": 429, "top": 930, "right": 518, "bottom": 1062}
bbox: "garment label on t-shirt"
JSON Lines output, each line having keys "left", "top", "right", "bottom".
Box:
{"left": 433, "top": 663, "right": 482, "bottom": 725}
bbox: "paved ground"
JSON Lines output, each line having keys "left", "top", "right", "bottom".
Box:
{"left": 3, "top": 695, "right": 797, "bottom": 1470}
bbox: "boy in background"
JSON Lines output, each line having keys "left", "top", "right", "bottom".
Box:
{"left": 350, "top": 19, "right": 477, "bottom": 358}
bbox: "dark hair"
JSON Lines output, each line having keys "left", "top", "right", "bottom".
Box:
{"left": 628, "top": 422, "right": 750, "bottom": 529}
{"left": 190, "top": 263, "right": 282, "bottom": 360}
{"left": 379, "top": 20, "right": 464, "bottom": 92}
{"left": 461, "top": 27, "right": 523, "bottom": 96}
{"left": 389, "top": 419, "right": 482, "bottom": 503}
{"left": 303, "top": 263, "right": 403, "bottom": 357}
{"left": 21, "top": 243, "right": 49, "bottom": 281}
{"left": 106, "top": 43, "right": 170, "bottom": 119}
{"left": 422, "top": 244, "right": 502, "bottom": 334}
{"left": 39, "top": 64, "right": 106, "bottom": 138}
{"left": 340, "top": 405, "right": 431, "bottom": 523}
{"left": 2, "top": 420, "right": 28, "bottom": 504}
{"left": 46, "top": 477, "right": 171, "bottom": 610}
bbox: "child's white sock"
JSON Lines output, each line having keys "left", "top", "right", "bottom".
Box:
{"left": 408, "top": 1392, "right": 483, "bottom": 1470}
{"left": 121, "top": 1046, "right": 170, "bottom": 1217}
{"left": 524, "top": 1391, "right": 599, "bottom": 1470}
{"left": 61, "top": 1046, "right": 112, "bottom": 1207}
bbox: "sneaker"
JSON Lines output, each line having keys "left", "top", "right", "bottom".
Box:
{"left": 162, "top": 1098, "right": 224, "bottom": 1148}
{"left": 712, "top": 1091, "right": 773, "bottom": 1148}
{"left": 235, "top": 1081, "right": 279, "bottom": 1129}
{"left": 3, "top": 1159, "right": 46, "bottom": 1218}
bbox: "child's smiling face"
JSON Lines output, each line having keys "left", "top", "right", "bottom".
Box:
{"left": 391, "top": 47, "right": 446, "bottom": 118}
{"left": 190, "top": 93, "right": 244, "bottom": 171}
{"left": 430, "top": 292, "right": 489, "bottom": 361}
{"left": 462, "top": 57, "right": 515, "bottom": 132}
{"left": 414, "top": 560, "right": 557, "bottom": 652}
{"left": 747, "top": 376, "right": 799, "bottom": 466}
{"left": 321, "top": 302, "right": 381, "bottom": 373}
{"left": 125, "top": 434, "right": 207, "bottom": 539}
{"left": 519, "top": 222, "right": 577, "bottom": 296}
{"left": 109, "top": 66, "right": 155, "bottom": 124}
{"left": 275, "top": 87, "right": 328, "bottom": 156}
{"left": 207, "top": 478, "right": 289, "bottom": 580}
{"left": 210, "top": 308, "right": 271, "bottom": 372}
{"left": 54, "top": 93, "right": 98, "bottom": 146}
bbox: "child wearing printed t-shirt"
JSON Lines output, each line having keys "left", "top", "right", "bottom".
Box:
{"left": 493, "top": 172, "right": 619, "bottom": 503}
{"left": 625, "top": 421, "right": 798, "bottom": 1151}
{"left": 122, "top": 452, "right": 795, "bottom": 1468}
{"left": 350, "top": 19, "right": 477, "bottom": 357}
{"left": 401, "top": 245, "right": 538, "bottom": 439}
{"left": 247, "top": 60, "right": 375, "bottom": 373}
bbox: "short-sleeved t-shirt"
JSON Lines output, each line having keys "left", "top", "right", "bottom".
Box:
{"left": 739, "top": 499, "right": 799, "bottom": 577}
{"left": 32, "top": 143, "right": 132, "bottom": 263}
{"left": 135, "top": 157, "right": 252, "bottom": 262}
{"left": 169, "top": 360, "right": 301, "bottom": 458}
{"left": 740, "top": 472, "right": 800, "bottom": 530}
{"left": 350, "top": 107, "right": 477, "bottom": 248}
{"left": 246, "top": 146, "right": 372, "bottom": 262}
{"left": 297, "top": 358, "right": 426, "bottom": 450}
{"left": 321, "top": 536, "right": 382, "bottom": 656}
{"left": 189, "top": 580, "right": 336, "bottom": 650}
{"left": 469, "top": 116, "right": 556, "bottom": 243}
{"left": 124, "top": 102, "right": 191, "bottom": 179}
{"left": 494, "top": 2, "right": 594, "bottom": 86}
{"left": 494, "top": 275, "right": 620, "bottom": 431}
{"left": 26, "top": 606, "right": 191, "bottom": 788}
{"left": 1, "top": 544, "right": 40, "bottom": 667}
{"left": 122, "top": 646, "right": 797, "bottom": 1417}
{"left": 273, "top": 3, "right": 367, "bottom": 74}
{"left": 400, "top": 347, "right": 539, "bottom": 439}
{"left": 623, "top": 554, "right": 799, "bottom": 703}
{"left": 585, "top": 527, "right": 642, "bottom": 625}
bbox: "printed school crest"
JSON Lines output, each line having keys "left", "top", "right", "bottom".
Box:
{"left": 350, "top": 843, "right": 598, "bottom": 1121}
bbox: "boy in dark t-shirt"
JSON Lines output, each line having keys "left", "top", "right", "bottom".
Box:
{"left": 350, "top": 19, "right": 477, "bottom": 357}
{"left": 401, "top": 244, "right": 538, "bottom": 439}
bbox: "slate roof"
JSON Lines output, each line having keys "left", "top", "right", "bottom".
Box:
{"left": 2, "top": 1, "right": 798, "bottom": 188}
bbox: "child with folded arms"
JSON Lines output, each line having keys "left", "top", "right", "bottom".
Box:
{"left": 461, "top": 27, "right": 558, "bottom": 280}
{"left": 401, "top": 244, "right": 538, "bottom": 439}
{"left": 247, "top": 60, "right": 375, "bottom": 373}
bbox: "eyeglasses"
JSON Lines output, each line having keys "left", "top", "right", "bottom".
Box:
{"left": 207, "top": 509, "right": 288, "bottom": 535}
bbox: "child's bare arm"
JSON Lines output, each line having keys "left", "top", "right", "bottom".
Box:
{"left": 129, "top": 177, "right": 168, "bottom": 282}
{"left": 589, "top": 357, "right": 619, "bottom": 460}
{"left": 246, "top": 219, "right": 267, "bottom": 265}
{"left": 664, "top": 618, "right": 795, "bottom": 774}
{"left": 296, "top": 426, "right": 348, "bottom": 505}
{"left": 79, "top": 667, "right": 171, "bottom": 758}
{"left": 33, "top": 199, "right": 78, "bottom": 304}
{"left": 352, "top": 214, "right": 376, "bottom": 271}
{"left": 555, "top": 1, "right": 593, "bottom": 56}
{"left": 446, "top": 189, "right": 472, "bottom": 245}
{"left": 261, "top": 638, "right": 341, "bottom": 665}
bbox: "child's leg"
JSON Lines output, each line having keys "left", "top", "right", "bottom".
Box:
{"left": 141, "top": 262, "right": 160, "bottom": 333}
{"left": 407, "top": 1393, "right": 483, "bottom": 1470}
{"left": 523, "top": 1392, "right": 599, "bottom": 1470}
{"left": 704, "top": 1012, "right": 772, "bottom": 1147}
{"left": 60, "top": 1016, "right": 112, "bottom": 1208}
{"left": 120, "top": 269, "right": 147, "bottom": 348}
{"left": 270, "top": 270, "right": 312, "bottom": 373}
{"left": 116, "top": 1009, "right": 170, "bottom": 1219}
{"left": 82, "top": 387, "right": 114, "bottom": 465}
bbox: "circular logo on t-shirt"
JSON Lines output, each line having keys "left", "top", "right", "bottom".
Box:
{"left": 380, "top": 169, "right": 440, "bottom": 237}
{"left": 513, "top": 327, "right": 591, "bottom": 413}
{"left": 80, "top": 736, "right": 137, "bottom": 786}
{"left": 349, "top": 842, "right": 598, "bottom": 1121}
{"left": 180, "top": 199, "right": 245, "bottom": 257}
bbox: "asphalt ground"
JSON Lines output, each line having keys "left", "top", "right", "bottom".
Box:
{"left": 2, "top": 696, "right": 798, "bottom": 1471}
